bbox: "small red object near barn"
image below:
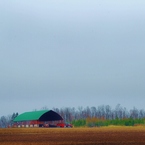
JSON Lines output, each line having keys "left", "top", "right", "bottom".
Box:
{"left": 57, "top": 122, "right": 73, "bottom": 128}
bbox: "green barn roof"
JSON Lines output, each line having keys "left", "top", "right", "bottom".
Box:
{"left": 14, "top": 110, "right": 49, "bottom": 122}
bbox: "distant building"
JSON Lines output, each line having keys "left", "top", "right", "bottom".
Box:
{"left": 13, "top": 110, "right": 63, "bottom": 127}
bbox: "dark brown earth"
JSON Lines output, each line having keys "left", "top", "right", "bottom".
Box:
{"left": 0, "top": 127, "right": 145, "bottom": 145}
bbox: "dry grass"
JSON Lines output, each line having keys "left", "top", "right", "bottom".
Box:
{"left": 0, "top": 126, "right": 145, "bottom": 145}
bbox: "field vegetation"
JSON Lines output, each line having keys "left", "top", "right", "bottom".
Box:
{"left": 1, "top": 127, "right": 145, "bottom": 145}
{"left": 72, "top": 117, "right": 145, "bottom": 127}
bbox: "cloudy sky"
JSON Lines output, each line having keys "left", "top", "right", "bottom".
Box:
{"left": 0, "top": 0, "right": 145, "bottom": 116}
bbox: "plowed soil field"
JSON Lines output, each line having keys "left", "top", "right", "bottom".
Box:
{"left": 0, "top": 126, "right": 145, "bottom": 145}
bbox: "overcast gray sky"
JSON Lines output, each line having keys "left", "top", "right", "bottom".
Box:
{"left": 0, "top": 0, "right": 145, "bottom": 116}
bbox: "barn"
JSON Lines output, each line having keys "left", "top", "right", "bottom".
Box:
{"left": 13, "top": 110, "right": 63, "bottom": 127}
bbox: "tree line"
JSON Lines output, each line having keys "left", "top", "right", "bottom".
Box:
{"left": 53, "top": 104, "right": 145, "bottom": 122}
{"left": 0, "top": 113, "right": 18, "bottom": 128}
{"left": 52, "top": 104, "right": 145, "bottom": 127}
{"left": 0, "top": 104, "right": 145, "bottom": 128}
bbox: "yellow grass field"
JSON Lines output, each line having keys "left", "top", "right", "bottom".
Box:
{"left": 0, "top": 126, "right": 145, "bottom": 145}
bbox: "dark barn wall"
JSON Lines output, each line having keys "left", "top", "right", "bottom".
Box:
{"left": 39, "top": 110, "right": 63, "bottom": 121}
